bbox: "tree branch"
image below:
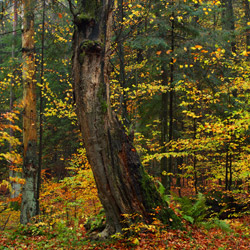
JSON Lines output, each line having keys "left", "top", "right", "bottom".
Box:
{"left": 67, "top": 0, "right": 76, "bottom": 18}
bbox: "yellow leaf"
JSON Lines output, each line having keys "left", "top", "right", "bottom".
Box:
{"left": 242, "top": 50, "right": 249, "bottom": 56}
{"left": 132, "top": 238, "right": 140, "bottom": 245}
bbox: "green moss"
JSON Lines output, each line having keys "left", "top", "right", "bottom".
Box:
{"left": 80, "top": 40, "right": 97, "bottom": 50}
{"left": 79, "top": 51, "right": 85, "bottom": 64}
{"left": 140, "top": 166, "right": 182, "bottom": 229}
{"left": 101, "top": 101, "right": 107, "bottom": 113}
{"left": 84, "top": 1, "right": 102, "bottom": 20}
{"left": 140, "top": 169, "right": 160, "bottom": 208}
{"left": 78, "top": 13, "right": 94, "bottom": 22}
{"left": 76, "top": 1, "right": 102, "bottom": 23}
{"left": 80, "top": 40, "right": 103, "bottom": 52}
{"left": 78, "top": 40, "right": 103, "bottom": 65}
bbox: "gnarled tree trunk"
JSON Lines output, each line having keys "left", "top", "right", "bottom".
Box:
{"left": 71, "top": 0, "right": 180, "bottom": 237}
{"left": 20, "top": 0, "right": 39, "bottom": 224}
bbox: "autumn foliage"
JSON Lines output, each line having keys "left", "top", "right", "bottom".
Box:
{"left": 0, "top": 0, "right": 250, "bottom": 248}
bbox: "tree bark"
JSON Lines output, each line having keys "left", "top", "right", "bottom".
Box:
{"left": 243, "top": 0, "right": 250, "bottom": 57}
{"left": 168, "top": 4, "right": 175, "bottom": 194}
{"left": 117, "top": 0, "right": 128, "bottom": 126}
{"left": 20, "top": 0, "right": 39, "bottom": 224}
{"left": 221, "top": 0, "right": 236, "bottom": 53}
{"left": 160, "top": 66, "right": 169, "bottom": 191}
{"left": 9, "top": 0, "right": 22, "bottom": 200}
{"left": 160, "top": 0, "right": 175, "bottom": 194}
{"left": 37, "top": 0, "right": 46, "bottom": 215}
{"left": 71, "top": 0, "right": 180, "bottom": 237}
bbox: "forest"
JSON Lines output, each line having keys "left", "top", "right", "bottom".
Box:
{"left": 0, "top": 0, "right": 250, "bottom": 249}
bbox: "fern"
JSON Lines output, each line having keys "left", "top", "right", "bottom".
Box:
{"left": 189, "top": 192, "right": 207, "bottom": 223}
{"left": 201, "top": 219, "right": 232, "bottom": 232}
{"left": 174, "top": 192, "right": 208, "bottom": 224}
{"left": 175, "top": 193, "right": 231, "bottom": 232}
{"left": 156, "top": 180, "right": 171, "bottom": 204}
{"left": 213, "top": 219, "right": 232, "bottom": 232}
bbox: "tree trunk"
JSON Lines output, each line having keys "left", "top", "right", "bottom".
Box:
{"left": 160, "top": 0, "right": 175, "bottom": 194}
{"left": 9, "top": 0, "right": 22, "bottom": 200}
{"left": 117, "top": 0, "right": 128, "bottom": 126}
{"left": 243, "top": 0, "right": 250, "bottom": 57}
{"left": 160, "top": 66, "right": 169, "bottom": 190}
{"left": 168, "top": 4, "right": 175, "bottom": 194}
{"left": 221, "top": 0, "right": 236, "bottom": 53}
{"left": 37, "top": 0, "right": 46, "bottom": 215}
{"left": 225, "top": 150, "right": 229, "bottom": 191}
{"left": 193, "top": 118, "right": 198, "bottom": 194}
{"left": 71, "top": 0, "right": 180, "bottom": 237}
{"left": 20, "top": 0, "right": 39, "bottom": 224}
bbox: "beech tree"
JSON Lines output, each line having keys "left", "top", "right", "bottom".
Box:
{"left": 70, "top": 0, "right": 180, "bottom": 237}
{"left": 20, "top": 0, "right": 39, "bottom": 224}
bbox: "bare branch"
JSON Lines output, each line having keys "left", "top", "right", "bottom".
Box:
{"left": 67, "top": 0, "right": 76, "bottom": 17}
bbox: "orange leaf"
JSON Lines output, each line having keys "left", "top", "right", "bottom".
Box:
{"left": 195, "top": 45, "right": 203, "bottom": 50}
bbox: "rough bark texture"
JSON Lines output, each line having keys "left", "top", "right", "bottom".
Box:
{"left": 20, "top": 0, "right": 39, "bottom": 225}
{"left": 72, "top": 0, "right": 180, "bottom": 237}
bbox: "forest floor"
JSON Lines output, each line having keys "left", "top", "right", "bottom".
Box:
{"left": 0, "top": 207, "right": 249, "bottom": 249}
{"left": 1, "top": 174, "right": 250, "bottom": 249}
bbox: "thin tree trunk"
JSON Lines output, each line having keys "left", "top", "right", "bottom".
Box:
{"left": 20, "top": 0, "right": 39, "bottom": 224}
{"left": 225, "top": 150, "right": 229, "bottom": 191}
{"left": 71, "top": 0, "right": 180, "bottom": 238}
{"left": 167, "top": 3, "right": 175, "bottom": 194}
{"left": 160, "top": 67, "right": 169, "bottom": 190}
{"left": 229, "top": 153, "right": 233, "bottom": 190}
{"left": 243, "top": 0, "right": 250, "bottom": 57}
{"left": 37, "top": 0, "right": 46, "bottom": 215}
{"left": 9, "top": 0, "right": 21, "bottom": 199}
{"left": 221, "top": 0, "right": 236, "bottom": 53}
{"left": 193, "top": 118, "right": 198, "bottom": 194}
